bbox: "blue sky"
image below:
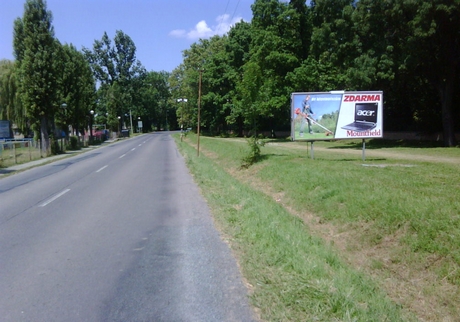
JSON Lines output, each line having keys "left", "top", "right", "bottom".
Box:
{"left": 0, "top": 0, "right": 254, "bottom": 72}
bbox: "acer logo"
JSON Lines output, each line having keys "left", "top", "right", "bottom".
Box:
{"left": 344, "top": 95, "right": 380, "bottom": 102}
{"left": 357, "top": 110, "right": 375, "bottom": 117}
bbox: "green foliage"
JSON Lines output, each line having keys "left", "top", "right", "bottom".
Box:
{"left": 241, "top": 135, "right": 265, "bottom": 168}
{"left": 84, "top": 30, "right": 149, "bottom": 131}
{"left": 13, "top": 0, "right": 59, "bottom": 154}
{"left": 67, "top": 136, "right": 80, "bottom": 150}
{"left": 7, "top": 0, "right": 459, "bottom": 145}
{"left": 170, "top": 0, "right": 460, "bottom": 145}
{"left": 58, "top": 43, "right": 96, "bottom": 137}
{"left": 0, "top": 60, "right": 26, "bottom": 133}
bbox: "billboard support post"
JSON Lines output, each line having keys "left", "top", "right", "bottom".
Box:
{"left": 362, "top": 139, "right": 366, "bottom": 161}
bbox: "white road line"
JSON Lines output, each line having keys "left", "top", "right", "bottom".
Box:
{"left": 96, "top": 165, "right": 108, "bottom": 173}
{"left": 138, "top": 144, "right": 142, "bottom": 147}
{"left": 131, "top": 148, "right": 136, "bottom": 151}
{"left": 40, "top": 189, "right": 71, "bottom": 207}
{"left": 119, "top": 154, "right": 126, "bottom": 159}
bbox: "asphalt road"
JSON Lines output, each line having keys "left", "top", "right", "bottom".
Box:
{"left": 0, "top": 133, "right": 257, "bottom": 322}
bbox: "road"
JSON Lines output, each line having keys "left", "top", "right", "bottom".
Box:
{"left": 0, "top": 133, "right": 257, "bottom": 322}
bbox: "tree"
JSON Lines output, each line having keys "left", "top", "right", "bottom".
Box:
{"left": 405, "top": 0, "right": 460, "bottom": 146}
{"left": 248, "top": 0, "right": 300, "bottom": 131}
{"left": 84, "top": 30, "right": 145, "bottom": 132}
{"left": 13, "top": 0, "right": 60, "bottom": 153}
{"left": 58, "top": 43, "right": 96, "bottom": 139}
{"left": 140, "top": 71, "right": 171, "bottom": 131}
{"left": 0, "top": 60, "right": 27, "bottom": 133}
{"left": 351, "top": 0, "right": 460, "bottom": 142}
{"left": 225, "top": 21, "right": 253, "bottom": 135}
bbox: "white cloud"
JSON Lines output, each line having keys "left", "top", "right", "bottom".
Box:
{"left": 188, "top": 20, "right": 214, "bottom": 39}
{"left": 169, "top": 14, "right": 244, "bottom": 40}
{"left": 169, "top": 29, "right": 186, "bottom": 38}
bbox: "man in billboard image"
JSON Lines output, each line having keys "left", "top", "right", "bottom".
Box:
{"left": 299, "top": 95, "right": 315, "bottom": 136}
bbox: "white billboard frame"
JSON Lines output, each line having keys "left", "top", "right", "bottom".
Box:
{"left": 291, "top": 91, "right": 383, "bottom": 141}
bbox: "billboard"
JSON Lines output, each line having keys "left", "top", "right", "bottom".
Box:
{"left": 0, "top": 120, "right": 13, "bottom": 140}
{"left": 291, "top": 91, "right": 383, "bottom": 140}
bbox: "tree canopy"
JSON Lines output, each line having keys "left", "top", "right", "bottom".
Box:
{"left": 2, "top": 0, "right": 459, "bottom": 147}
{"left": 171, "top": 0, "right": 460, "bottom": 146}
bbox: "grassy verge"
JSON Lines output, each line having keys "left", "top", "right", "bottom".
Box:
{"left": 0, "top": 144, "right": 42, "bottom": 167}
{"left": 174, "top": 134, "right": 440, "bottom": 321}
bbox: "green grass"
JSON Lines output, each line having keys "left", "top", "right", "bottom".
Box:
{"left": 176, "top": 134, "right": 429, "bottom": 321}
{"left": 0, "top": 143, "right": 43, "bottom": 167}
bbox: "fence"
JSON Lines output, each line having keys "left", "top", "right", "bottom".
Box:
{"left": 0, "top": 139, "right": 44, "bottom": 167}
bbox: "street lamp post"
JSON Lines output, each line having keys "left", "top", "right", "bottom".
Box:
{"left": 60, "top": 103, "right": 67, "bottom": 152}
{"left": 89, "top": 110, "right": 94, "bottom": 144}
{"left": 177, "top": 98, "right": 188, "bottom": 141}
{"left": 137, "top": 117, "right": 142, "bottom": 133}
{"left": 129, "top": 109, "right": 133, "bottom": 136}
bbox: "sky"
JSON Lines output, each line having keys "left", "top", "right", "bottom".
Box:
{"left": 0, "top": 0, "right": 255, "bottom": 73}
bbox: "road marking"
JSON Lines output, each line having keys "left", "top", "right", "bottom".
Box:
{"left": 131, "top": 148, "right": 136, "bottom": 151}
{"left": 138, "top": 144, "right": 142, "bottom": 147}
{"left": 119, "top": 154, "right": 126, "bottom": 159}
{"left": 40, "top": 189, "right": 70, "bottom": 207}
{"left": 96, "top": 165, "right": 108, "bottom": 173}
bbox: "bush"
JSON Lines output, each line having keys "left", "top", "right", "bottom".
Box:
{"left": 51, "top": 137, "right": 65, "bottom": 155}
{"left": 67, "top": 136, "right": 80, "bottom": 150}
{"left": 241, "top": 135, "right": 265, "bottom": 168}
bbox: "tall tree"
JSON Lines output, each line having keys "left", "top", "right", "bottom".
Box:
{"left": 84, "top": 30, "right": 145, "bottom": 131}
{"left": 140, "top": 71, "right": 171, "bottom": 131}
{"left": 58, "top": 43, "right": 96, "bottom": 138}
{"left": 405, "top": 0, "right": 460, "bottom": 146}
{"left": 13, "top": 0, "right": 59, "bottom": 153}
{"left": 249, "top": 0, "right": 300, "bottom": 131}
{"left": 225, "top": 21, "right": 253, "bottom": 135}
{"left": 0, "top": 60, "right": 26, "bottom": 133}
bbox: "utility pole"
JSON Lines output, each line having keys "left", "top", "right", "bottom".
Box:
{"left": 129, "top": 109, "right": 133, "bottom": 136}
{"left": 197, "top": 69, "right": 202, "bottom": 157}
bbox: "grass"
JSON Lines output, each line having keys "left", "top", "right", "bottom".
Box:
{"left": 0, "top": 142, "right": 43, "bottom": 167}
{"left": 176, "top": 134, "right": 448, "bottom": 321}
{"left": 175, "top": 133, "right": 460, "bottom": 321}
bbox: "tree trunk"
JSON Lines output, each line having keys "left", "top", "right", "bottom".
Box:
{"left": 40, "top": 116, "right": 50, "bottom": 155}
{"left": 437, "top": 69, "right": 457, "bottom": 147}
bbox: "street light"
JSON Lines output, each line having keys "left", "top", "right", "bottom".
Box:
{"left": 177, "top": 98, "right": 188, "bottom": 128}
{"left": 89, "top": 110, "right": 94, "bottom": 143}
{"left": 129, "top": 109, "right": 133, "bottom": 136}
{"left": 60, "top": 103, "right": 67, "bottom": 152}
{"left": 177, "top": 98, "right": 188, "bottom": 141}
{"left": 137, "top": 117, "right": 142, "bottom": 133}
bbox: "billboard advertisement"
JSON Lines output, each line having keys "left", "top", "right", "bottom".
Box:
{"left": 291, "top": 91, "right": 383, "bottom": 140}
{"left": 0, "top": 120, "right": 13, "bottom": 140}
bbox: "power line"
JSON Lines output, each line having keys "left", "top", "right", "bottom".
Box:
{"left": 231, "top": 0, "right": 241, "bottom": 23}
{"left": 220, "top": 0, "right": 231, "bottom": 27}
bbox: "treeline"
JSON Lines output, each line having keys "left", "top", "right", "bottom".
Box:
{"left": 0, "top": 0, "right": 173, "bottom": 154}
{"left": 1, "top": 0, "right": 459, "bottom": 151}
{"left": 171, "top": 0, "right": 460, "bottom": 146}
